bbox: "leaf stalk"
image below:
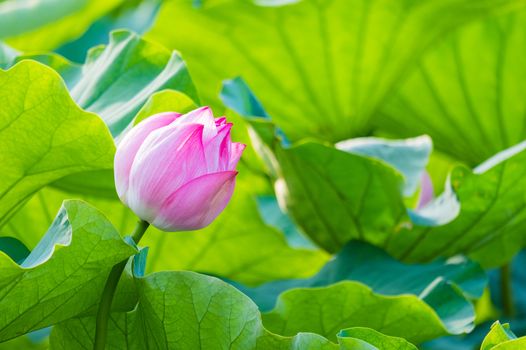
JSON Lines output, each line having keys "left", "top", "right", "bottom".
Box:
{"left": 93, "top": 219, "right": 150, "bottom": 350}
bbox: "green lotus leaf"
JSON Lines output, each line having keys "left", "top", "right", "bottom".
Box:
{"left": 246, "top": 109, "right": 526, "bottom": 267}
{"left": 5, "top": 179, "right": 327, "bottom": 286}
{"left": 3, "top": 31, "right": 199, "bottom": 198}
{"left": 387, "top": 141, "right": 526, "bottom": 268}
{"left": 0, "top": 200, "right": 136, "bottom": 342}
{"left": 50, "top": 271, "right": 418, "bottom": 349}
{"left": 0, "top": 0, "right": 124, "bottom": 51}
{"left": 16, "top": 30, "right": 198, "bottom": 138}
{"left": 0, "top": 60, "right": 115, "bottom": 227}
{"left": 147, "top": 0, "right": 526, "bottom": 142}
{"left": 231, "top": 241, "right": 484, "bottom": 343}
{"left": 378, "top": 9, "right": 526, "bottom": 166}
{"left": 480, "top": 321, "right": 526, "bottom": 350}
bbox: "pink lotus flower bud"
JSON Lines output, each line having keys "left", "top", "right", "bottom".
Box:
{"left": 114, "top": 107, "right": 245, "bottom": 231}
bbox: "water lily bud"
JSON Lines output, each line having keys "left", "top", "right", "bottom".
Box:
{"left": 114, "top": 107, "right": 245, "bottom": 231}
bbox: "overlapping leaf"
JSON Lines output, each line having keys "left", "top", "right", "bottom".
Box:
{"left": 0, "top": 64, "right": 323, "bottom": 287}
{"left": 0, "top": 237, "right": 29, "bottom": 264}
{"left": 238, "top": 75, "right": 526, "bottom": 268}
{"left": 387, "top": 141, "right": 526, "bottom": 268}
{"left": 230, "top": 241, "right": 485, "bottom": 343}
{"left": 336, "top": 135, "right": 432, "bottom": 197}
{"left": 277, "top": 138, "right": 526, "bottom": 267}
{"left": 3, "top": 187, "right": 136, "bottom": 250}
{"left": 334, "top": 135, "right": 459, "bottom": 226}
{"left": 274, "top": 141, "right": 407, "bottom": 252}
{"left": 5, "top": 179, "right": 327, "bottom": 286}
{"left": 49, "top": 271, "right": 418, "bottom": 349}
{"left": 2, "top": 30, "right": 199, "bottom": 199}
{"left": 0, "top": 200, "right": 136, "bottom": 342}
{"left": 15, "top": 30, "right": 198, "bottom": 138}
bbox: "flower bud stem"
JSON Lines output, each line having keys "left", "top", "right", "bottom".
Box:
{"left": 93, "top": 219, "right": 150, "bottom": 350}
{"left": 500, "top": 263, "right": 515, "bottom": 317}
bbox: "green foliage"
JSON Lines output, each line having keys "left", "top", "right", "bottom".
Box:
{"left": 148, "top": 0, "right": 526, "bottom": 142}
{"left": 387, "top": 142, "right": 526, "bottom": 268}
{"left": 3, "top": 30, "right": 199, "bottom": 198}
{"left": 275, "top": 141, "right": 407, "bottom": 252}
{"left": 480, "top": 322, "right": 526, "bottom": 349}
{"left": 134, "top": 90, "right": 197, "bottom": 125}
{"left": 0, "top": 237, "right": 29, "bottom": 264}
{"left": 245, "top": 112, "right": 526, "bottom": 268}
{"left": 379, "top": 9, "right": 526, "bottom": 166}
{"left": 338, "top": 328, "right": 417, "bottom": 350}
{"left": 0, "top": 43, "right": 17, "bottom": 69}
{"left": 0, "top": 0, "right": 124, "bottom": 51}
{"left": 17, "top": 30, "right": 198, "bottom": 138}
{"left": 0, "top": 200, "right": 136, "bottom": 342}
{"left": 1, "top": 1, "right": 526, "bottom": 348}
{"left": 3, "top": 173, "right": 327, "bottom": 286}
{"left": 3, "top": 187, "right": 135, "bottom": 249}
{"left": 140, "top": 174, "right": 329, "bottom": 285}
{"left": 50, "top": 271, "right": 419, "bottom": 349}
{"left": 238, "top": 241, "right": 485, "bottom": 343}
{"left": 336, "top": 135, "right": 432, "bottom": 197}
{"left": 0, "top": 61, "right": 115, "bottom": 227}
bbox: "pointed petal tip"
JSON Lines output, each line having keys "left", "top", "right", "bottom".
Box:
{"left": 195, "top": 106, "right": 212, "bottom": 113}
{"left": 228, "top": 143, "right": 246, "bottom": 170}
{"left": 215, "top": 117, "right": 227, "bottom": 126}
